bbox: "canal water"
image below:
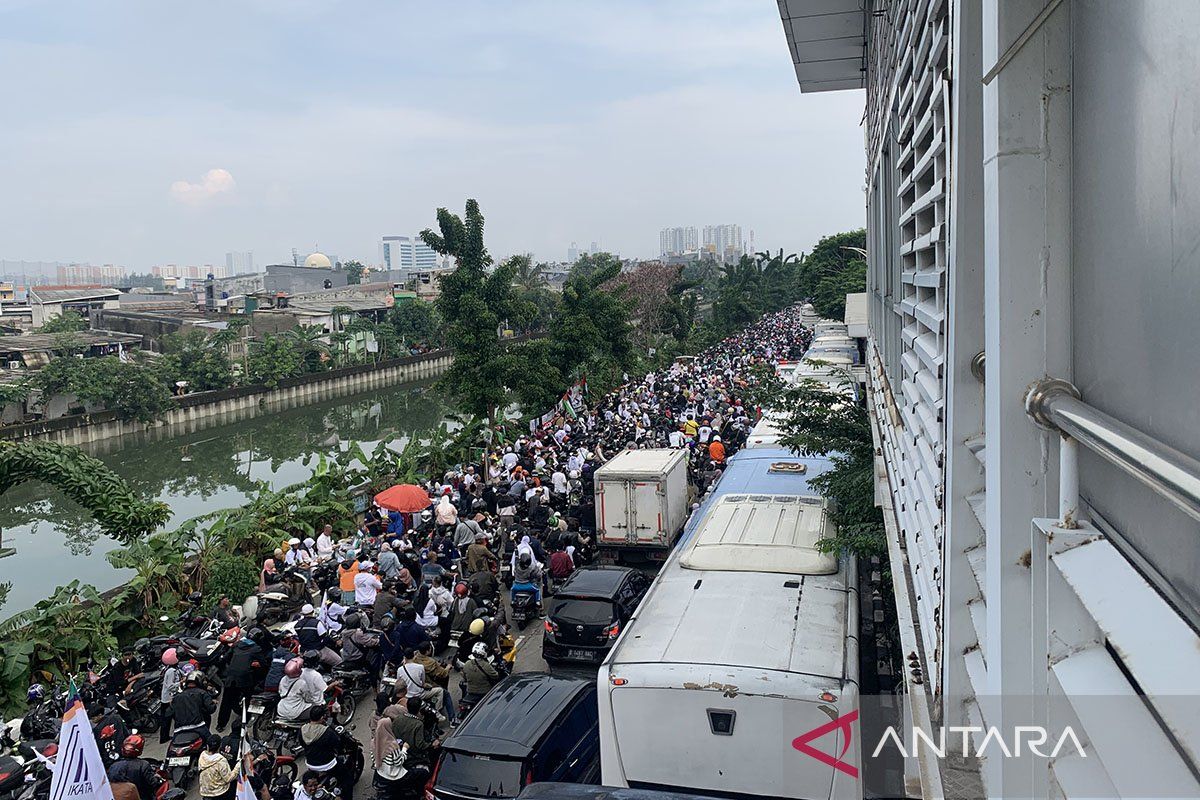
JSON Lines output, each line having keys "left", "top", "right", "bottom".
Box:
{"left": 0, "top": 382, "right": 449, "bottom": 615}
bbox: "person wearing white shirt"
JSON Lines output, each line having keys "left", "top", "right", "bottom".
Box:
{"left": 551, "top": 469, "right": 568, "bottom": 496}
{"left": 353, "top": 564, "right": 382, "bottom": 606}
{"left": 697, "top": 424, "right": 712, "bottom": 444}
{"left": 501, "top": 451, "right": 518, "bottom": 471}
{"left": 668, "top": 429, "right": 685, "bottom": 448}
{"left": 315, "top": 526, "right": 335, "bottom": 561}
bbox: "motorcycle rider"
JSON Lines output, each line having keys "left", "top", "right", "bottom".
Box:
{"left": 158, "top": 648, "right": 182, "bottom": 744}
{"left": 277, "top": 653, "right": 327, "bottom": 724}
{"left": 447, "top": 583, "right": 477, "bottom": 641}
{"left": 467, "top": 566, "right": 499, "bottom": 604}
{"left": 107, "top": 734, "right": 164, "bottom": 800}
{"left": 411, "top": 642, "right": 454, "bottom": 727}
{"left": 218, "top": 635, "right": 265, "bottom": 731}
{"left": 464, "top": 532, "right": 497, "bottom": 575}
{"left": 511, "top": 549, "right": 543, "bottom": 610}
{"left": 460, "top": 642, "right": 501, "bottom": 710}
{"left": 354, "top": 562, "right": 382, "bottom": 608}
{"left": 212, "top": 595, "right": 240, "bottom": 630}
{"left": 390, "top": 697, "right": 437, "bottom": 769}
{"left": 296, "top": 603, "right": 342, "bottom": 669}
{"left": 300, "top": 705, "right": 355, "bottom": 800}
{"left": 548, "top": 543, "right": 575, "bottom": 584}
{"left": 171, "top": 672, "right": 216, "bottom": 740}
{"left": 103, "top": 647, "right": 143, "bottom": 705}
{"left": 371, "top": 580, "right": 406, "bottom": 628}
{"left": 340, "top": 613, "right": 381, "bottom": 679}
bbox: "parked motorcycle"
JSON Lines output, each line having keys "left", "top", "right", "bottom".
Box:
{"left": 163, "top": 728, "right": 206, "bottom": 789}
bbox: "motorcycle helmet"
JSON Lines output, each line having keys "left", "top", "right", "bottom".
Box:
{"left": 468, "top": 619, "right": 486, "bottom": 636}
{"left": 471, "top": 642, "right": 489, "bottom": 658}
{"left": 26, "top": 683, "right": 44, "bottom": 703}
{"left": 301, "top": 650, "right": 322, "bottom": 669}
{"left": 161, "top": 648, "right": 179, "bottom": 666}
{"left": 187, "top": 591, "right": 203, "bottom": 605}
{"left": 120, "top": 734, "right": 145, "bottom": 757}
{"left": 120, "top": 734, "right": 146, "bottom": 762}
{"left": 283, "top": 657, "right": 304, "bottom": 678}
{"left": 179, "top": 661, "right": 197, "bottom": 676}
{"left": 454, "top": 582, "right": 469, "bottom": 597}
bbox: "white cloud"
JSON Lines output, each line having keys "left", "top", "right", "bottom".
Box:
{"left": 169, "top": 168, "right": 236, "bottom": 205}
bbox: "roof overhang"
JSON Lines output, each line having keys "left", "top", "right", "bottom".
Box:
{"left": 777, "top": 0, "right": 867, "bottom": 93}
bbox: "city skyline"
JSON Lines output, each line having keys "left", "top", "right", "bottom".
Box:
{"left": 0, "top": 2, "right": 864, "bottom": 271}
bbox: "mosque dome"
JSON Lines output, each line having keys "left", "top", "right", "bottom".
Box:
{"left": 303, "top": 252, "right": 332, "bottom": 269}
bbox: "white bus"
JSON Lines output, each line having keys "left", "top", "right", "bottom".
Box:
{"left": 598, "top": 450, "right": 860, "bottom": 800}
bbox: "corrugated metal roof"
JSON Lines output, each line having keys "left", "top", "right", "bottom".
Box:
{"left": 28, "top": 287, "right": 120, "bottom": 304}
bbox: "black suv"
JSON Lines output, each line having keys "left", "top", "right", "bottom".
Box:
{"left": 431, "top": 674, "right": 600, "bottom": 799}
{"left": 542, "top": 567, "right": 651, "bottom": 665}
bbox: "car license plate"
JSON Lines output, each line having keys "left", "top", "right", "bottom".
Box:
{"left": 167, "top": 756, "right": 191, "bottom": 767}
{"left": 567, "top": 649, "right": 594, "bottom": 661}
{"left": 598, "top": 553, "right": 617, "bottom": 565}
{"left": 248, "top": 703, "right": 265, "bottom": 715}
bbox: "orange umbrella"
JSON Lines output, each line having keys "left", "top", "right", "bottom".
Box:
{"left": 374, "top": 483, "right": 431, "bottom": 513}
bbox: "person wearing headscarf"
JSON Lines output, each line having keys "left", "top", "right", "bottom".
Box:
{"left": 435, "top": 494, "right": 458, "bottom": 528}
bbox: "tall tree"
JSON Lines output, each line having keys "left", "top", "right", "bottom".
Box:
{"left": 420, "top": 200, "right": 526, "bottom": 430}
{"left": 507, "top": 255, "right": 548, "bottom": 293}
{"left": 343, "top": 260, "right": 367, "bottom": 285}
{"left": 568, "top": 252, "right": 622, "bottom": 284}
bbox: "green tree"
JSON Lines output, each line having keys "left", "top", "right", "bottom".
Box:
{"left": 568, "top": 251, "right": 622, "bottom": 284}
{"left": 420, "top": 199, "right": 526, "bottom": 430}
{"left": 797, "top": 229, "right": 866, "bottom": 306}
{"left": 285, "top": 325, "right": 330, "bottom": 373}
{"left": 508, "top": 255, "right": 548, "bottom": 293}
{"left": 247, "top": 334, "right": 304, "bottom": 387}
{"left": 549, "top": 260, "right": 634, "bottom": 392}
{"left": 0, "top": 441, "right": 170, "bottom": 542}
{"left": 388, "top": 301, "right": 442, "bottom": 349}
{"left": 754, "top": 369, "right": 884, "bottom": 559}
{"left": 343, "top": 260, "right": 367, "bottom": 285}
{"left": 161, "top": 330, "right": 235, "bottom": 392}
{"left": 33, "top": 357, "right": 173, "bottom": 422}
{"left": 36, "top": 310, "right": 88, "bottom": 334}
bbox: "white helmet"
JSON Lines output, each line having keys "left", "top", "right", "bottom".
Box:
{"left": 472, "top": 642, "right": 489, "bottom": 658}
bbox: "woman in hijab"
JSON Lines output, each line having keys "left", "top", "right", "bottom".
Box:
{"left": 435, "top": 493, "right": 458, "bottom": 529}
{"left": 371, "top": 699, "right": 408, "bottom": 799}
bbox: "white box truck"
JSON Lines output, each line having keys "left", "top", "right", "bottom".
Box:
{"left": 593, "top": 448, "right": 690, "bottom": 564}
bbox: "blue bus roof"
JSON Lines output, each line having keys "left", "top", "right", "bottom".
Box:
{"left": 677, "top": 446, "right": 835, "bottom": 546}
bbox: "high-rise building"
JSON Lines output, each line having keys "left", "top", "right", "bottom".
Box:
{"left": 225, "top": 251, "right": 255, "bottom": 274}
{"left": 567, "top": 242, "right": 581, "bottom": 263}
{"left": 659, "top": 226, "right": 698, "bottom": 256}
{"left": 702, "top": 224, "right": 744, "bottom": 262}
{"left": 55, "top": 263, "right": 128, "bottom": 286}
{"left": 381, "top": 235, "right": 439, "bottom": 271}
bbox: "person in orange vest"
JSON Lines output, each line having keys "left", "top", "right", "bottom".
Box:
{"left": 708, "top": 435, "right": 726, "bottom": 464}
{"left": 338, "top": 555, "right": 360, "bottom": 605}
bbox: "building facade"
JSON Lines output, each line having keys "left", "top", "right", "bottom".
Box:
{"left": 225, "top": 251, "right": 254, "bottom": 274}
{"left": 659, "top": 226, "right": 698, "bottom": 256}
{"left": 782, "top": 1, "right": 1200, "bottom": 797}
{"left": 381, "top": 235, "right": 440, "bottom": 271}
{"left": 702, "top": 223, "right": 744, "bottom": 262}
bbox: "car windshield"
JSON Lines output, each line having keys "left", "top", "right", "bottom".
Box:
{"left": 550, "top": 597, "right": 615, "bottom": 626}
{"left": 436, "top": 751, "right": 523, "bottom": 798}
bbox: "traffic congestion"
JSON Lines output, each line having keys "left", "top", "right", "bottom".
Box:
{"left": 2, "top": 303, "right": 842, "bottom": 800}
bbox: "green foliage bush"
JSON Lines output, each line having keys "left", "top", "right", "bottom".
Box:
{"left": 203, "top": 553, "right": 261, "bottom": 604}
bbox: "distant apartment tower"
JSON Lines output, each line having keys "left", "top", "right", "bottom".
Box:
{"left": 567, "top": 242, "right": 581, "bottom": 263}
{"left": 381, "top": 235, "right": 439, "bottom": 271}
{"left": 151, "top": 264, "right": 230, "bottom": 280}
{"left": 55, "top": 263, "right": 128, "bottom": 286}
{"left": 225, "top": 251, "right": 255, "bottom": 274}
{"left": 659, "top": 226, "right": 698, "bottom": 256}
{"left": 702, "top": 224, "right": 744, "bottom": 261}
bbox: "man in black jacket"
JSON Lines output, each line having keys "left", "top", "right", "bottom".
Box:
{"left": 171, "top": 673, "right": 216, "bottom": 739}
{"left": 108, "top": 734, "right": 163, "bottom": 800}
{"left": 218, "top": 638, "right": 264, "bottom": 730}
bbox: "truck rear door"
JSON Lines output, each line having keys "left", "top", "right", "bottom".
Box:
{"left": 631, "top": 480, "right": 664, "bottom": 547}
{"left": 596, "top": 479, "right": 632, "bottom": 545}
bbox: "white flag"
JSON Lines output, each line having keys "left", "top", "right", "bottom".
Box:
{"left": 48, "top": 685, "right": 116, "bottom": 800}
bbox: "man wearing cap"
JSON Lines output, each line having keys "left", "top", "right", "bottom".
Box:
{"left": 296, "top": 604, "right": 341, "bottom": 669}
{"left": 354, "top": 562, "right": 382, "bottom": 608}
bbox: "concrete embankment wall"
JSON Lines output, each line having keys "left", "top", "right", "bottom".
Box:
{"left": 0, "top": 350, "right": 455, "bottom": 446}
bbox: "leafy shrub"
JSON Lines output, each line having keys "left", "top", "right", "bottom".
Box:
{"left": 203, "top": 553, "right": 260, "bottom": 604}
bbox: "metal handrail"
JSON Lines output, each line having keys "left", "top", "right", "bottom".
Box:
{"left": 1025, "top": 378, "right": 1200, "bottom": 523}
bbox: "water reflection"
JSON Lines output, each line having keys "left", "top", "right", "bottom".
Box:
{"left": 0, "top": 383, "right": 448, "bottom": 613}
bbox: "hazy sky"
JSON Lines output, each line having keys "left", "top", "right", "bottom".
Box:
{"left": 0, "top": 1, "right": 866, "bottom": 269}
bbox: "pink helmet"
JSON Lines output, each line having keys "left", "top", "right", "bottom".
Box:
{"left": 283, "top": 657, "right": 304, "bottom": 679}
{"left": 161, "top": 648, "right": 179, "bottom": 666}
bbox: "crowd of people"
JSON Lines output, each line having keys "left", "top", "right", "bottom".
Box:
{"left": 20, "top": 306, "right": 817, "bottom": 800}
